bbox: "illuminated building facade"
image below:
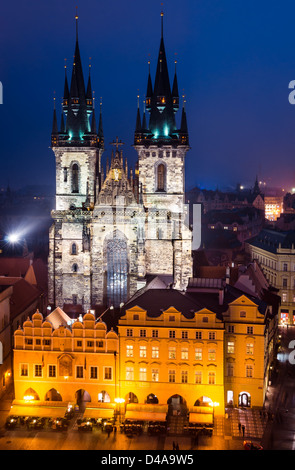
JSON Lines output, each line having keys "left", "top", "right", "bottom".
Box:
{"left": 13, "top": 311, "right": 118, "bottom": 412}
{"left": 247, "top": 229, "right": 295, "bottom": 324}
{"left": 264, "top": 196, "right": 284, "bottom": 221}
{"left": 48, "top": 12, "right": 192, "bottom": 312}
{"left": 13, "top": 283, "right": 271, "bottom": 422}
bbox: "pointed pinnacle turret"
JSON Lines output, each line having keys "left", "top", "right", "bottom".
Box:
{"left": 98, "top": 98, "right": 104, "bottom": 145}
{"left": 179, "top": 95, "right": 189, "bottom": 145}
{"left": 91, "top": 93, "right": 97, "bottom": 134}
{"left": 51, "top": 96, "right": 59, "bottom": 146}
{"left": 135, "top": 94, "right": 142, "bottom": 132}
{"left": 172, "top": 60, "right": 179, "bottom": 112}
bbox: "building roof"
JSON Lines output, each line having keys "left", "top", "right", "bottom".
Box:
{"left": 46, "top": 307, "right": 72, "bottom": 329}
{"left": 248, "top": 229, "right": 295, "bottom": 254}
{"left": 0, "top": 277, "right": 41, "bottom": 320}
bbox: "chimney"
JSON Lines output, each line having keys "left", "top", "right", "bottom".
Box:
{"left": 219, "top": 288, "right": 224, "bottom": 305}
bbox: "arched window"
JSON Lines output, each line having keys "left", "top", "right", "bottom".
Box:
{"left": 157, "top": 163, "right": 165, "bottom": 192}
{"left": 72, "top": 163, "right": 79, "bottom": 193}
{"left": 71, "top": 243, "right": 77, "bottom": 255}
{"left": 105, "top": 231, "right": 128, "bottom": 307}
{"left": 72, "top": 263, "right": 78, "bottom": 273}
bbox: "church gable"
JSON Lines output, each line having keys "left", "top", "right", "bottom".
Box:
{"left": 97, "top": 147, "right": 138, "bottom": 207}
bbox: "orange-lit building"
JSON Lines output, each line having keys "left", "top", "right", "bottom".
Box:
{"left": 12, "top": 283, "right": 276, "bottom": 427}
{"left": 13, "top": 310, "right": 119, "bottom": 420}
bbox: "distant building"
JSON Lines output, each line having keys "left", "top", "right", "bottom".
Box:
{"left": 203, "top": 207, "right": 264, "bottom": 247}
{"left": 246, "top": 229, "right": 295, "bottom": 325}
{"left": 186, "top": 179, "right": 265, "bottom": 216}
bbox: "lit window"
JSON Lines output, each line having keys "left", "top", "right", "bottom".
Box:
{"left": 195, "top": 348, "right": 202, "bottom": 361}
{"left": 139, "top": 368, "right": 147, "bottom": 381}
{"left": 152, "top": 346, "right": 159, "bottom": 358}
{"left": 126, "top": 367, "right": 134, "bottom": 381}
{"left": 126, "top": 345, "right": 133, "bottom": 357}
{"left": 168, "top": 347, "right": 176, "bottom": 359}
{"left": 181, "top": 348, "right": 189, "bottom": 360}
{"left": 152, "top": 369, "right": 159, "bottom": 382}
{"left": 227, "top": 342, "right": 235, "bottom": 354}
{"left": 208, "top": 349, "right": 216, "bottom": 361}
{"left": 246, "top": 343, "right": 254, "bottom": 355}
{"left": 139, "top": 345, "right": 147, "bottom": 358}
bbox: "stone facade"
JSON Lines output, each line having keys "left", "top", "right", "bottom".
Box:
{"left": 48, "top": 16, "right": 193, "bottom": 312}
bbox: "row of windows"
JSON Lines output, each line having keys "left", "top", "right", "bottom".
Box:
{"left": 125, "top": 367, "right": 217, "bottom": 384}
{"left": 126, "top": 329, "right": 218, "bottom": 339}
{"left": 125, "top": 325, "right": 254, "bottom": 338}
{"left": 125, "top": 343, "right": 254, "bottom": 360}
{"left": 20, "top": 364, "right": 113, "bottom": 380}
{"left": 24, "top": 339, "right": 105, "bottom": 348}
{"left": 126, "top": 345, "right": 218, "bottom": 361}
{"left": 125, "top": 365, "right": 254, "bottom": 383}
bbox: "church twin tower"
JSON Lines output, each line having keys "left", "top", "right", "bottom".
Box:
{"left": 48, "top": 12, "right": 192, "bottom": 311}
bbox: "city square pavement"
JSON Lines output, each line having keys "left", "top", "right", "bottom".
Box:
{"left": 0, "top": 386, "right": 267, "bottom": 451}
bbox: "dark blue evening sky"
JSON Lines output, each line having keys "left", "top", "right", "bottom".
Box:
{"left": 1, "top": 0, "right": 295, "bottom": 192}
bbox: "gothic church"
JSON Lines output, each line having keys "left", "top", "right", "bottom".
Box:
{"left": 48, "top": 12, "right": 192, "bottom": 311}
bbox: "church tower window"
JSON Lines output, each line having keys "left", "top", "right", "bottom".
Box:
{"left": 71, "top": 243, "right": 77, "bottom": 255}
{"left": 72, "top": 263, "right": 78, "bottom": 273}
{"left": 72, "top": 163, "right": 79, "bottom": 193}
{"left": 105, "top": 232, "right": 128, "bottom": 307}
{"left": 157, "top": 163, "right": 166, "bottom": 192}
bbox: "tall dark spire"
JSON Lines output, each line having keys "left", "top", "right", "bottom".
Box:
{"left": 135, "top": 10, "right": 187, "bottom": 145}
{"left": 52, "top": 13, "right": 103, "bottom": 148}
